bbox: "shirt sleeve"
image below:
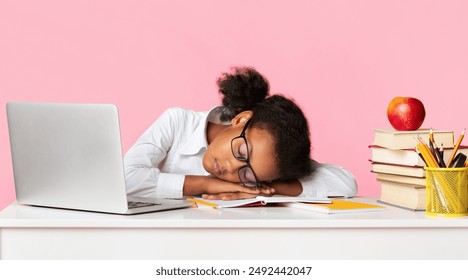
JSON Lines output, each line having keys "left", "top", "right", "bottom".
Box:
{"left": 123, "top": 108, "right": 186, "bottom": 198}
{"left": 298, "top": 161, "right": 358, "bottom": 198}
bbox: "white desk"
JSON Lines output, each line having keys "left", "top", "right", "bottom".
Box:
{"left": 0, "top": 197, "right": 467, "bottom": 260}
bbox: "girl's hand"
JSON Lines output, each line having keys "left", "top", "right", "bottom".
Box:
{"left": 202, "top": 185, "right": 275, "bottom": 200}
{"left": 201, "top": 192, "right": 257, "bottom": 200}
{"left": 202, "top": 180, "right": 303, "bottom": 200}
{"left": 268, "top": 179, "right": 303, "bottom": 197}
{"left": 257, "top": 183, "right": 276, "bottom": 196}
{"left": 183, "top": 175, "right": 260, "bottom": 197}
{"left": 204, "top": 177, "right": 261, "bottom": 195}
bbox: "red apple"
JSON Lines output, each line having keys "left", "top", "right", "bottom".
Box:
{"left": 387, "top": 97, "right": 426, "bottom": 131}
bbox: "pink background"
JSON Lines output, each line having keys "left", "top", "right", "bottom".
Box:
{"left": 1, "top": 1, "right": 468, "bottom": 211}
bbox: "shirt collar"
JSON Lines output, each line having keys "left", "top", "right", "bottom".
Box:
{"left": 178, "top": 106, "right": 231, "bottom": 156}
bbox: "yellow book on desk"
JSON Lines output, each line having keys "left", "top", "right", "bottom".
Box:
{"left": 187, "top": 195, "right": 331, "bottom": 209}
{"left": 284, "top": 199, "right": 385, "bottom": 214}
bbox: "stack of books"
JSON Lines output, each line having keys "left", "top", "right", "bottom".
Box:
{"left": 369, "top": 128, "right": 466, "bottom": 210}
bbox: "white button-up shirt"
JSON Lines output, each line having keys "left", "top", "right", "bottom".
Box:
{"left": 124, "top": 107, "right": 357, "bottom": 198}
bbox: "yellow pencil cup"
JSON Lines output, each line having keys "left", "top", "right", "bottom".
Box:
{"left": 425, "top": 167, "right": 468, "bottom": 217}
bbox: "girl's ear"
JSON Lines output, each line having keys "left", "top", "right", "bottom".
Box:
{"left": 231, "top": 111, "right": 253, "bottom": 127}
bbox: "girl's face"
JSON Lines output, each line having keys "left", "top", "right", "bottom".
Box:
{"left": 202, "top": 115, "right": 279, "bottom": 185}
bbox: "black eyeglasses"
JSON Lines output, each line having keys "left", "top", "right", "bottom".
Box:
{"left": 230, "top": 119, "right": 261, "bottom": 188}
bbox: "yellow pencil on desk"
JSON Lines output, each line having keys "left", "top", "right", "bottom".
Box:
{"left": 187, "top": 198, "right": 218, "bottom": 208}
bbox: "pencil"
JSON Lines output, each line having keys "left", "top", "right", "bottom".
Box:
{"left": 421, "top": 145, "right": 439, "bottom": 167}
{"left": 433, "top": 143, "right": 445, "bottom": 167}
{"left": 417, "top": 138, "right": 439, "bottom": 167}
{"left": 186, "top": 198, "right": 218, "bottom": 208}
{"left": 446, "top": 128, "right": 465, "bottom": 167}
{"left": 438, "top": 143, "right": 446, "bottom": 167}
{"left": 418, "top": 152, "right": 427, "bottom": 166}
{"left": 429, "top": 128, "right": 435, "bottom": 156}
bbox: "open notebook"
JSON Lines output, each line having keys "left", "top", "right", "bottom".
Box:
{"left": 187, "top": 195, "right": 331, "bottom": 209}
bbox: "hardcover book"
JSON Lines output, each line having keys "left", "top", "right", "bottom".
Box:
{"left": 369, "top": 145, "right": 468, "bottom": 167}
{"left": 370, "top": 162, "right": 425, "bottom": 177}
{"left": 372, "top": 128, "right": 454, "bottom": 150}
{"left": 373, "top": 172, "right": 426, "bottom": 186}
{"left": 378, "top": 180, "right": 425, "bottom": 211}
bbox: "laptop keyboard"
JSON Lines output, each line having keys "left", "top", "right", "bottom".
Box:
{"left": 127, "top": 201, "right": 160, "bottom": 209}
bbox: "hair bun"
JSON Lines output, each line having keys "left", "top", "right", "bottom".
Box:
{"left": 217, "top": 66, "right": 270, "bottom": 116}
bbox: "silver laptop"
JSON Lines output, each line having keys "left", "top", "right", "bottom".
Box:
{"left": 6, "top": 102, "right": 193, "bottom": 214}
